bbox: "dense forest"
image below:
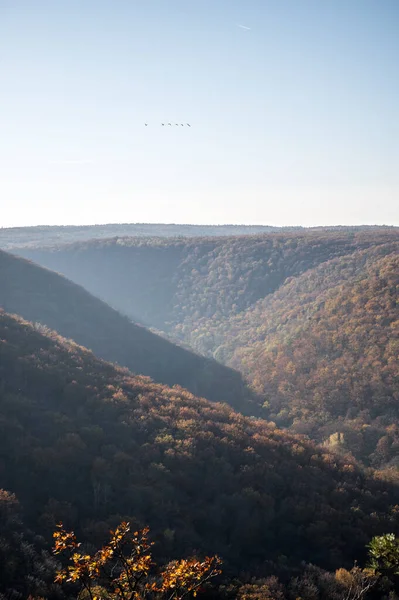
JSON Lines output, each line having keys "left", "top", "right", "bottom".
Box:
{"left": 2, "top": 310, "right": 399, "bottom": 598}
{"left": 0, "top": 249, "right": 258, "bottom": 414}
{"left": 17, "top": 229, "right": 398, "bottom": 333}
{"left": 17, "top": 230, "right": 399, "bottom": 466}
{"left": 2, "top": 227, "right": 399, "bottom": 598}
{"left": 0, "top": 223, "right": 297, "bottom": 250}
{"left": 1, "top": 224, "right": 393, "bottom": 252}
{"left": 216, "top": 246, "right": 399, "bottom": 465}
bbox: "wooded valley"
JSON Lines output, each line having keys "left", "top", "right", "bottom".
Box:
{"left": 16, "top": 229, "right": 399, "bottom": 466}
{"left": 1, "top": 226, "right": 399, "bottom": 599}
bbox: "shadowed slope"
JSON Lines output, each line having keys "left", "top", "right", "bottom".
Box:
{"left": 15, "top": 229, "right": 399, "bottom": 336}
{"left": 10, "top": 232, "right": 399, "bottom": 464}
{"left": 1, "top": 310, "right": 399, "bottom": 574}
{"left": 0, "top": 249, "right": 258, "bottom": 414}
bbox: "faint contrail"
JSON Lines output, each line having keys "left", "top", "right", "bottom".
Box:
{"left": 238, "top": 24, "right": 251, "bottom": 30}
{"left": 49, "top": 159, "right": 95, "bottom": 165}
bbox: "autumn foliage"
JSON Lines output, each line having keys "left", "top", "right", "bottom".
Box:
{"left": 17, "top": 230, "right": 399, "bottom": 464}
{"left": 2, "top": 227, "right": 399, "bottom": 599}
{"left": 53, "top": 521, "right": 221, "bottom": 600}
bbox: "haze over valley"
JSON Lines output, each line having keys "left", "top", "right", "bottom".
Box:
{"left": 1, "top": 0, "right": 399, "bottom": 598}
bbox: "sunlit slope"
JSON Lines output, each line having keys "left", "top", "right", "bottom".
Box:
{"left": 1, "top": 310, "right": 399, "bottom": 573}
{"left": 16, "top": 230, "right": 399, "bottom": 334}
{"left": 0, "top": 250, "right": 257, "bottom": 413}
{"left": 14, "top": 233, "right": 399, "bottom": 464}
{"left": 213, "top": 244, "right": 399, "bottom": 463}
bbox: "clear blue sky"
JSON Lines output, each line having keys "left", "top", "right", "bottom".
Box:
{"left": 1, "top": 0, "right": 398, "bottom": 227}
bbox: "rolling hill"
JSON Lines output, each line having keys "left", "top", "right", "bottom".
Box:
{"left": 1, "top": 309, "right": 399, "bottom": 577}
{"left": 0, "top": 222, "right": 296, "bottom": 251}
{"left": 15, "top": 229, "right": 399, "bottom": 333}
{"left": 15, "top": 230, "right": 399, "bottom": 465}
{"left": 0, "top": 249, "right": 258, "bottom": 414}
{"left": 202, "top": 244, "right": 399, "bottom": 465}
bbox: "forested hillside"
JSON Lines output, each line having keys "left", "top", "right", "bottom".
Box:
{"left": 1, "top": 310, "right": 399, "bottom": 581}
{"left": 0, "top": 250, "right": 256, "bottom": 413}
{"left": 1, "top": 224, "right": 392, "bottom": 252}
{"left": 0, "top": 223, "right": 293, "bottom": 250}
{"left": 17, "top": 230, "right": 399, "bottom": 466}
{"left": 16, "top": 229, "right": 398, "bottom": 331}
{"left": 0, "top": 489, "right": 63, "bottom": 599}
{"left": 203, "top": 245, "right": 399, "bottom": 465}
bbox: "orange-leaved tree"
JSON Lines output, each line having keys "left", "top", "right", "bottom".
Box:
{"left": 53, "top": 521, "right": 222, "bottom": 600}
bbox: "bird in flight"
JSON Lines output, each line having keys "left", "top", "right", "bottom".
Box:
{"left": 144, "top": 122, "right": 191, "bottom": 127}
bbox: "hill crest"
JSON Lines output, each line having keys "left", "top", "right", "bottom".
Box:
{"left": 0, "top": 249, "right": 258, "bottom": 414}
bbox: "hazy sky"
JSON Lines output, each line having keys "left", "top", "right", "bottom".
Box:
{"left": 1, "top": 0, "right": 398, "bottom": 227}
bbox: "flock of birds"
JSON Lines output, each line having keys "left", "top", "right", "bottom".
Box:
{"left": 144, "top": 122, "right": 191, "bottom": 127}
